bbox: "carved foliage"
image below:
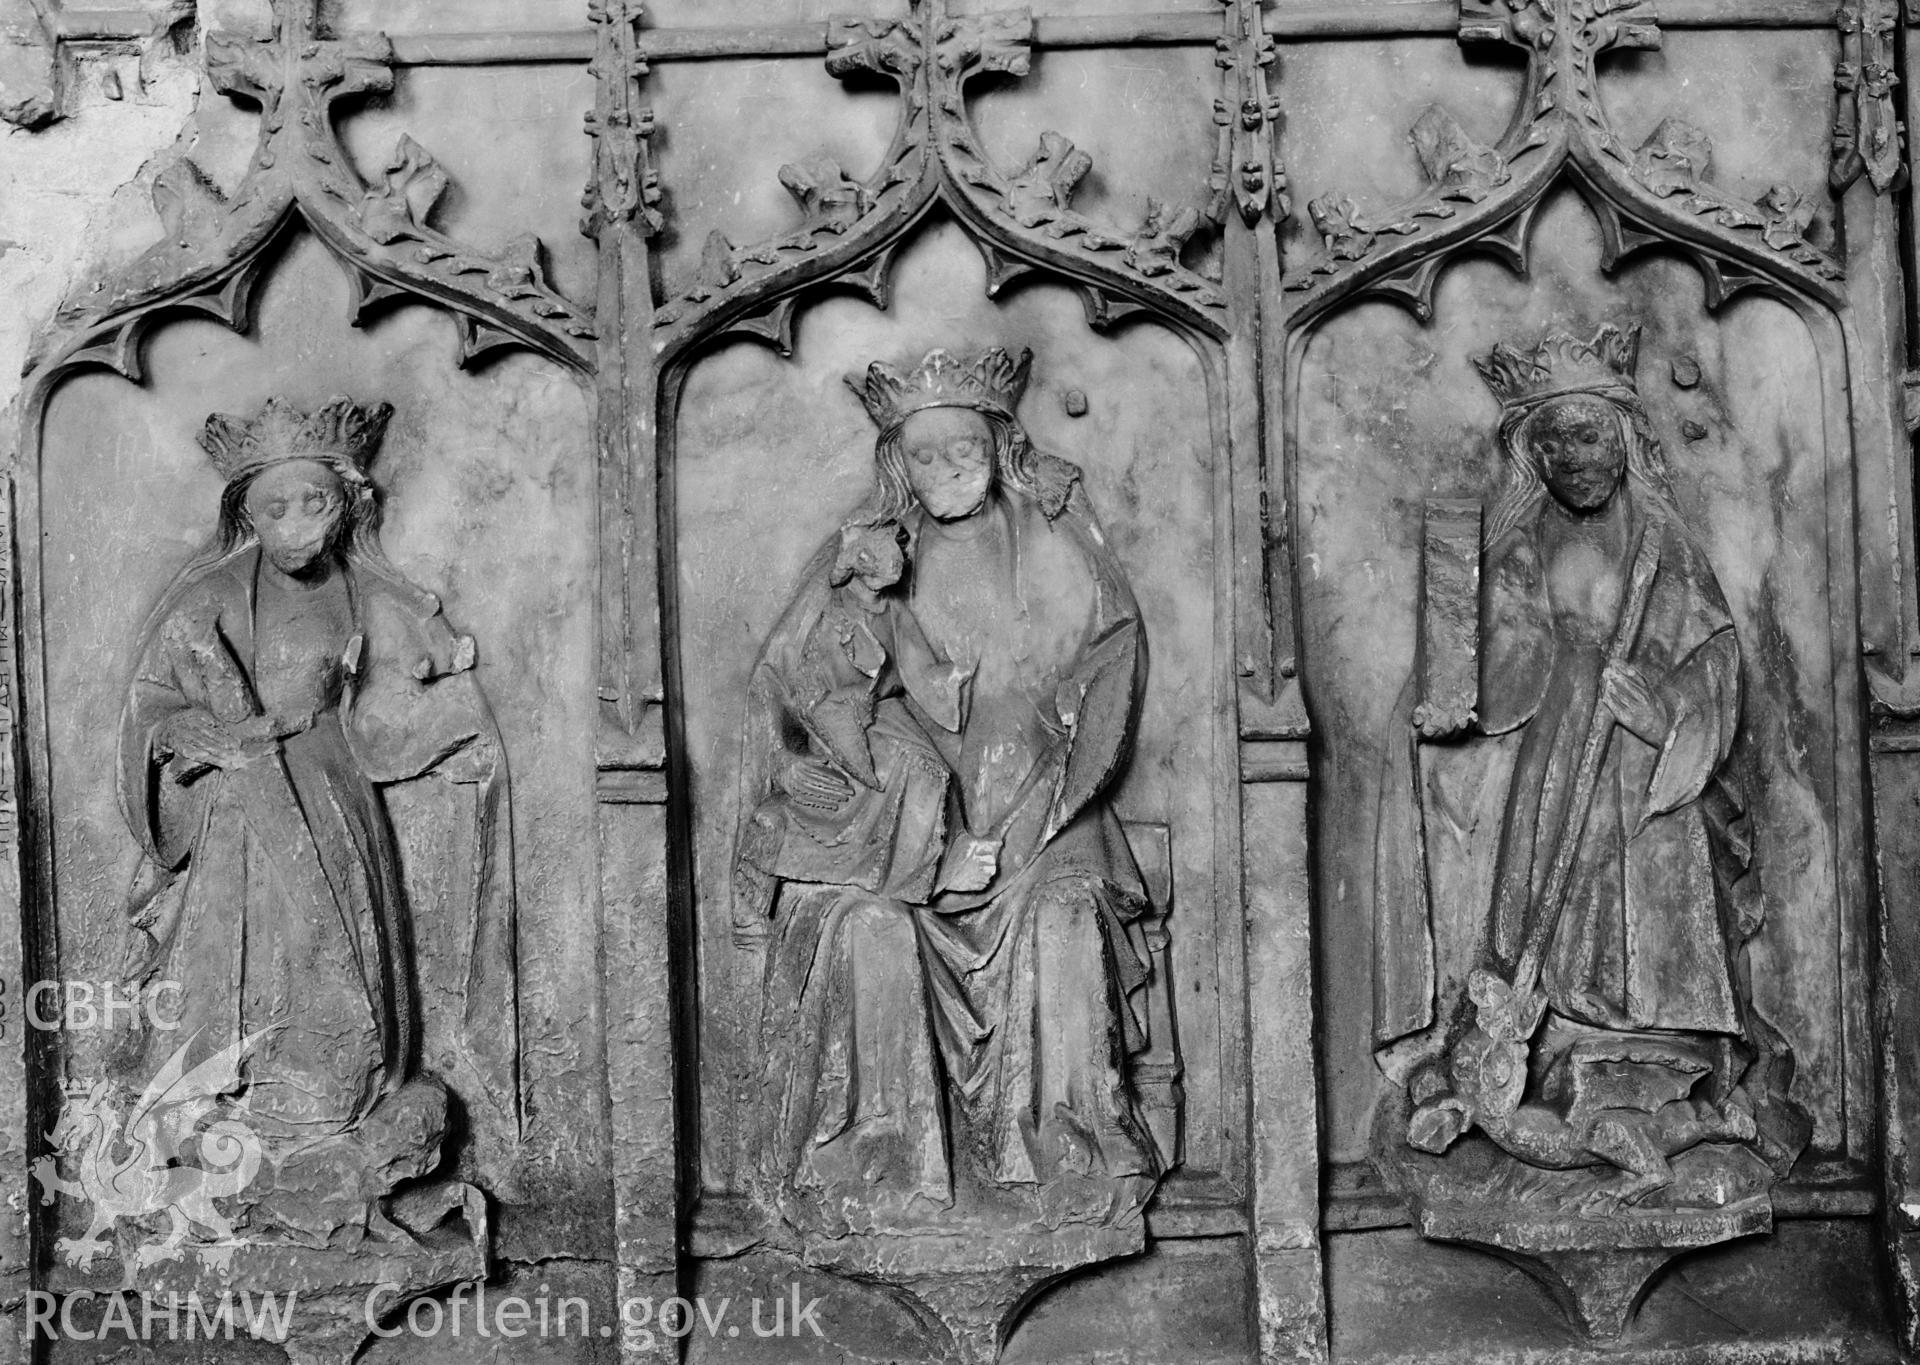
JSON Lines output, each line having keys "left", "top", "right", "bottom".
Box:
{"left": 1287, "top": 0, "right": 1843, "bottom": 318}
{"left": 27, "top": 11, "right": 595, "bottom": 387}
{"left": 1613, "top": 119, "right": 1841, "bottom": 287}
{"left": 1211, "top": 0, "right": 1288, "bottom": 226}
{"left": 1832, "top": 0, "right": 1907, "bottom": 195}
{"left": 651, "top": 15, "right": 926, "bottom": 340}
{"left": 584, "top": 0, "right": 664, "bottom": 237}
{"left": 655, "top": 1, "right": 1226, "bottom": 351}
{"left": 924, "top": 8, "right": 1221, "bottom": 319}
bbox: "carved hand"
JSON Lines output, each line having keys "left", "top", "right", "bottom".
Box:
{"left": 159, "top": 709, "right": 270, "bottom": 772}
{"left": 938, "top": 835, "right": 1000, "bottom": 894}
{"left": 411, "top": 634, "right": 479, "bottom": 682}
{"left": 120, "top": 927, "right": 163, "bottom": 986}
{"left": 1600, "top": 662, "right": 1671, "bottom": 745}
{"left": 778, "top": 755, "right": 855, "bottom": 814}
{"left": 1412, "top": 699, "right": 1474, "bottom": 742}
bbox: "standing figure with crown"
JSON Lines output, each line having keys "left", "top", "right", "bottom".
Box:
{"left": 115, "top": 395, "right": 516, "bottom": 1252}
{"left": 736, "top": 346, "right": 1161, "bottom": 1289}
{"left": 1371, "top": 327, "right": 1808, "bottom": 1286}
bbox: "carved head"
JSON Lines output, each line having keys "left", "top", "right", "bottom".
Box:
{"left": 848, "top": 347, "right": 1068, "bottom": 527}
{"left": 194, "top": 396, "right": 390, "bottom": 573}
{"left": 1518, "top": 393, "right": 1629, "bottom": 513}
{"left": 897, "top": 407, "right": 996, "bottom": 522}
{"left": 243, "top": 460, "right": 350, "bottom": 577}
{"left": 831, "top": 520, "right": 909, "bottom": 593}
{"left": 1478, "top": 325, "right": 1678, "bottom": 541}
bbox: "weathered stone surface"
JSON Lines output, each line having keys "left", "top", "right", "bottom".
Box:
{"left": 3, "top": 0, "right": 1916, "bottom": 1360}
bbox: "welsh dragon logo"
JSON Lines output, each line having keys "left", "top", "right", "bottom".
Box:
{"left": 33, "top": 1030, "right": 272, "bottom": 1272}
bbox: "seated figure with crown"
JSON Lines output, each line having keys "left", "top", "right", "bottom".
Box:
{"left": 98, "top": 394, "right": 512, "bottom": 1299}
{"left": 1370, "top": 325, "right": 1810, "bottom": 1328}
{"left": 734, "top": 346, "right": 1163, "bottom": 1312}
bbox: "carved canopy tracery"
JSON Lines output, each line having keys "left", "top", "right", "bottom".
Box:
{"left": 650, "top": 0, "right": 1233, "bottom": 366}
{"left": 26, "top": 2, "right": 599, "bottom": 395}
{"left": 1283, "top": 0, "right": 1848, "bottom": 330}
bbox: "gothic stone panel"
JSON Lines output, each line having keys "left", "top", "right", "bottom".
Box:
{"left": 674, "top": 220, "right": 1233, "bottom": 1356}
{"left": 1298, "top": 191, "right": 1864, "bottom": 1176}
{"left": 1295, "top": 182, "right": 1872, "bottom": 1342}
{"left": 35, "top": 235, "right": 602, "bottom": 1264}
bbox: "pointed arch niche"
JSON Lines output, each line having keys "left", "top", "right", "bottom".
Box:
{"left": 664, "top": 207, "right": 1248, "bottom": 1231}
{"left": 21, "top": 220, "right": 608, "bottom": 1248}
{"left": 1288, "top": 181, "right": 1871, "bottom": 1207}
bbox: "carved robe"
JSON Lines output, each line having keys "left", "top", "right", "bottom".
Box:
{"left": 1377, "top": 487, "right": 1761, "bottom": 1054}
{"left": 740, "top": 458, "right": 1158, "bottom": 1235}
{"left": 119, "top": 546, "right": 517, "bottom": 1139}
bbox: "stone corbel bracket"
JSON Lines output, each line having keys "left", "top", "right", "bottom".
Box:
{"left": 651, "top": 0, "right": 1227, "bottom": 363}
{"left": 22, "top": 8, "right": 597, "bottom": 393}
{"left": 1283, "top": 0, "right": 1846, "bottom": 330}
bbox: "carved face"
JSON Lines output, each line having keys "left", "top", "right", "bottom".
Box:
{"left": 244, "top": 459, "right": 348, "bottom": 576}
{"left": 833, "top": 521, "right": 908, "bottom": 593}
{"left": 898, "top": 407, "right": 994, "bottom": 522}
{"left": 1523, "top": 394, "right": 1628, "bottom": 513}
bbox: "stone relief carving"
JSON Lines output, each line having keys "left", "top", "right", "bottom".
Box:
{"left": 1210, "top": 0, "right": 1287, "bottom": 227}
{"left": 0, "top": 0, "right": 59, "bottom": 129}
{"left": 1831, "top": 0, "right": 1906, "bottom": 195}
{"left": 26, "top": 1, "right": 596, "bottom": 390}
{"left": 1371, "top": 326, "right": 1811, "bottom": 1341}
{"left": 1287, "top": 0, "right": 1844, "bottom": 324}
{"left": 734, "top": 347, "right": 1165, "bottom": 1363}
{"left": 9, "top": 0, "right": 1916, "bottom": 1355}
{"left": 651, "top": 0, "right": 1226, "bottom": 354}
{"left": 37, "top": 396, "right": 520, "bottom": 1363}
{"left": 583, "top": 0, "right": 664, "bottom": 242}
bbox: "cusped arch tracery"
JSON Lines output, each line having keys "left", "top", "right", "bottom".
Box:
{"left": 1282, "top": 0, "right": 1845, "bottom": 335}
{"left": 649, "top": 0, "right": 1231, "bottom": 368}
{"left": 22, "top": 14, "right": 599, "bottom": 417}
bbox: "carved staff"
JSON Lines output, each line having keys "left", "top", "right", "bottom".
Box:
{"left": 1518, "top": 528, "right": 1662, "bottom": 991}
{"left": 1462, "top": 520, "right": 1663, "bottom": 1121}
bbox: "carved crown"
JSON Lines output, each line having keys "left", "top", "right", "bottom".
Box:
{"left": 1473, "top": 324, "right": 1643, "bottom": 410}
{"left": 198, "top": 395, "right": 394, "bottom": 484}
{"left": 847, "top": 347, "right": 1033, "bottom": 435}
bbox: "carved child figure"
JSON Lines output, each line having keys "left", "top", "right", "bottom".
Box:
{"left": 739, "top": 518, "right": 958, "bottom": 907}
{"left": 738, "top": 347, "right": 1162, "bottom": 1257}
{"left": 797, "top": 519, "right": 911, "bottom": 788}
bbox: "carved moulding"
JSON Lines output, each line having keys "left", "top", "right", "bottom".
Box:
{"left": 1282, "top": 0, "right": 1845, "bottom": 331}
{"left": 649, "top": 0, "right": 1229, "bottom": 367}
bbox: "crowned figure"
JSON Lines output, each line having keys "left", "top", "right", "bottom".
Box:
{"left": 1371, "top": 327, "right": 1809, "bottom": 1323}
{"left": 115, "top": 395, "right": 517, "bottom": 1250}
{"left": 737, "top": 347, "right": 1162, "bottom": 1272}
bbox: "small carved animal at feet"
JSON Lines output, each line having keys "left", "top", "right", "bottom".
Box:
{"left": 1413, "top": 1024, "right": 1759, "bottom": 1215}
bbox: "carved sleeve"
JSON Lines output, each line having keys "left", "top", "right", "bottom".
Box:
{"left": 1476, "top": 527, "right": 1554, "bottom": 736}
{"left": 118, "top": 596, "right": 221, "bottom": 871}
{"left": 1646, "top": 626, "right": 1741, "bottom": 820}
{"left": 347, "top": 585, "right": 500, "bottom": 787}
{"left": 1044, "top": 484, "right": 1146, "bottom": 841}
